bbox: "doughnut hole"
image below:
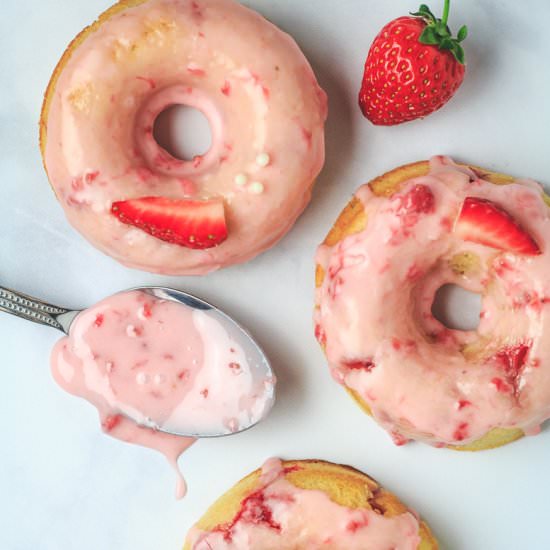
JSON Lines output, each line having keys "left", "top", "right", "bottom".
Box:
{"left": 431, "top": 284, "right": 482, "bottom": 331}
{"left": 153, "top": 104, "right": 212, "bottom": 161}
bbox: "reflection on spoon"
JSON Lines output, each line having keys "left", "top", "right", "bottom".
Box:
{"left": 0, "top": 285, "right": 275, "bottom": 498}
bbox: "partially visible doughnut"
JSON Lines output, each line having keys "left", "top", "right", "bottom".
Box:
{"left": 184, "top": 458, "right": 437, "bottom": 549}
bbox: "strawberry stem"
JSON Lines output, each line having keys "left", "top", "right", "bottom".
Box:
{"left": 441, "top": 0, "right": 450, "bottom": 26}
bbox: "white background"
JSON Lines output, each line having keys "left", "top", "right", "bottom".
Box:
{"left": 2, "top": 1, "right": 550, "bottom": 549}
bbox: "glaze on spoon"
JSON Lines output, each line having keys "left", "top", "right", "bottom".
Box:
{"left": 0, "top": 286, "right": 275, "bottom": 498}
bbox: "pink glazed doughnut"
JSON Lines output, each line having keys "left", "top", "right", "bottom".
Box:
{"left": 315, "top": 157, "right": 550, "bottom": 449}
{"left": 40, "top": 0, "right": 327, "bottom": 275}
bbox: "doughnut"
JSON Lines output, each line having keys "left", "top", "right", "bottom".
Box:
{"left": 40, "top": 0, "right": 327, "bottom": 275}
{"left": 184, "top": 458, "right": 437, "bottom": 549}
{"left": 314, "top": 156, "right": 550, "bottom": 450}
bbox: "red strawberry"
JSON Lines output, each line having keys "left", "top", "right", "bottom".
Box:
{"left": 454, "top": 197, "right": 541, "bottom": 255}
{"left": 396, "top": 184, "right": 435, "bottom": 215}
{"left": 101, "top": 414, "right": 122, "bottom": 432}
{"left": 359, "top": 1, "right": 467, "bottom": 125}
{"left": 111, "top": 196, "right": 227, "bottom": 249}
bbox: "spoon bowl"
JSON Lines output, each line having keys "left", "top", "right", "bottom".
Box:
{"left": 135, "top": 286, "right": 275, "bottom": 437}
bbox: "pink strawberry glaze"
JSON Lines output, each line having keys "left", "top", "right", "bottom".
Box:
{"left": 315, "top": 156, "right": 550, "bottom": 446}
{"left": 186, "top": 458, "right": 421, "bottom": 549}
{"left": 50, "top": 290, "right": 274, "bottom": 498}
{"left": 42, "top": 0, "right": 327, "bottom": 275}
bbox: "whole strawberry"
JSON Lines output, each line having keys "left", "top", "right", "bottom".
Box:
{"left": 359, "top": 1, "right": 467, "bottom": 125}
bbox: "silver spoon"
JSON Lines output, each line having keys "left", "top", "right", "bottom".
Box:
{"left": 0, "top": 285, "right": 275, "bottom": 437}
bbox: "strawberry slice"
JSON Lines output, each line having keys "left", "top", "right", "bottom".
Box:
{"left": 454, "top": 197, "right": 540, "bottom": 255}
{"left": 111, "top": 196, "right": 227, "bottom": 249}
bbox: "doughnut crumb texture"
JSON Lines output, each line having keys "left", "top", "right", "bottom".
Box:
{"left": 315, "top": 156, "right": 550, "bottom": 449}
{"left": 184, "top": 458, "right": 438, "bottom": 549}
{"left": 40, "top": 0, "right": 327, "bottom": 274}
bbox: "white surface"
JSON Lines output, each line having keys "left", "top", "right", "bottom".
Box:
{"left": 1, "top": 1, "right": 550, "bottom": 548}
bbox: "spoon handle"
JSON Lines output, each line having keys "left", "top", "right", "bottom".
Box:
{"left": 0, "top": 286, "right": 77, "bottom": 334}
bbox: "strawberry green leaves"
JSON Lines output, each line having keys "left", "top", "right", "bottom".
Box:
{"left": 411, "top": 0, "right": 468, "bottom": 64}
{"left": 457, "top": 25, "right": 468, "bottom": 42}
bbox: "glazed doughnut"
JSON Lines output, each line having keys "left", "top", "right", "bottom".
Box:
{"left": 184, "top": 458, "right": 437, "bottom": 549}
{"left": 315, "top": 156, "right": 550, "bottom": 450}
{"left": 40, "top": 0, "right": 326, "bottom": 275}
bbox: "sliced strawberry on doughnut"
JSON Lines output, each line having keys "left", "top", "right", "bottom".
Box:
{"left": 454, "top": 197, "right": 540, "bottom": 255}
{"left": 111, "top": 196, "right": 227, "bottom": 249}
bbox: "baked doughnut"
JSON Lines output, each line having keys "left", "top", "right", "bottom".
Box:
{"left": 40, "top": 0, "right": 326, "bottom": 275}
{"left": 184, "top": 458, "right": 437, "bottom": 549}
{"left": 315, "top": 156, "right": 550, "bottom": 450}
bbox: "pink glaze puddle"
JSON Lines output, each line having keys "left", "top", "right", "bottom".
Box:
{"left": 186, "top": 458, "right": 421, "bottom": 549}
{"left": 51, "top": 290, "right": 274, "bottom": 498}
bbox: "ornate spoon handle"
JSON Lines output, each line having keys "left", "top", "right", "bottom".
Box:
{"left": 0, "top": 286, "right": 79, "bottom": 334}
